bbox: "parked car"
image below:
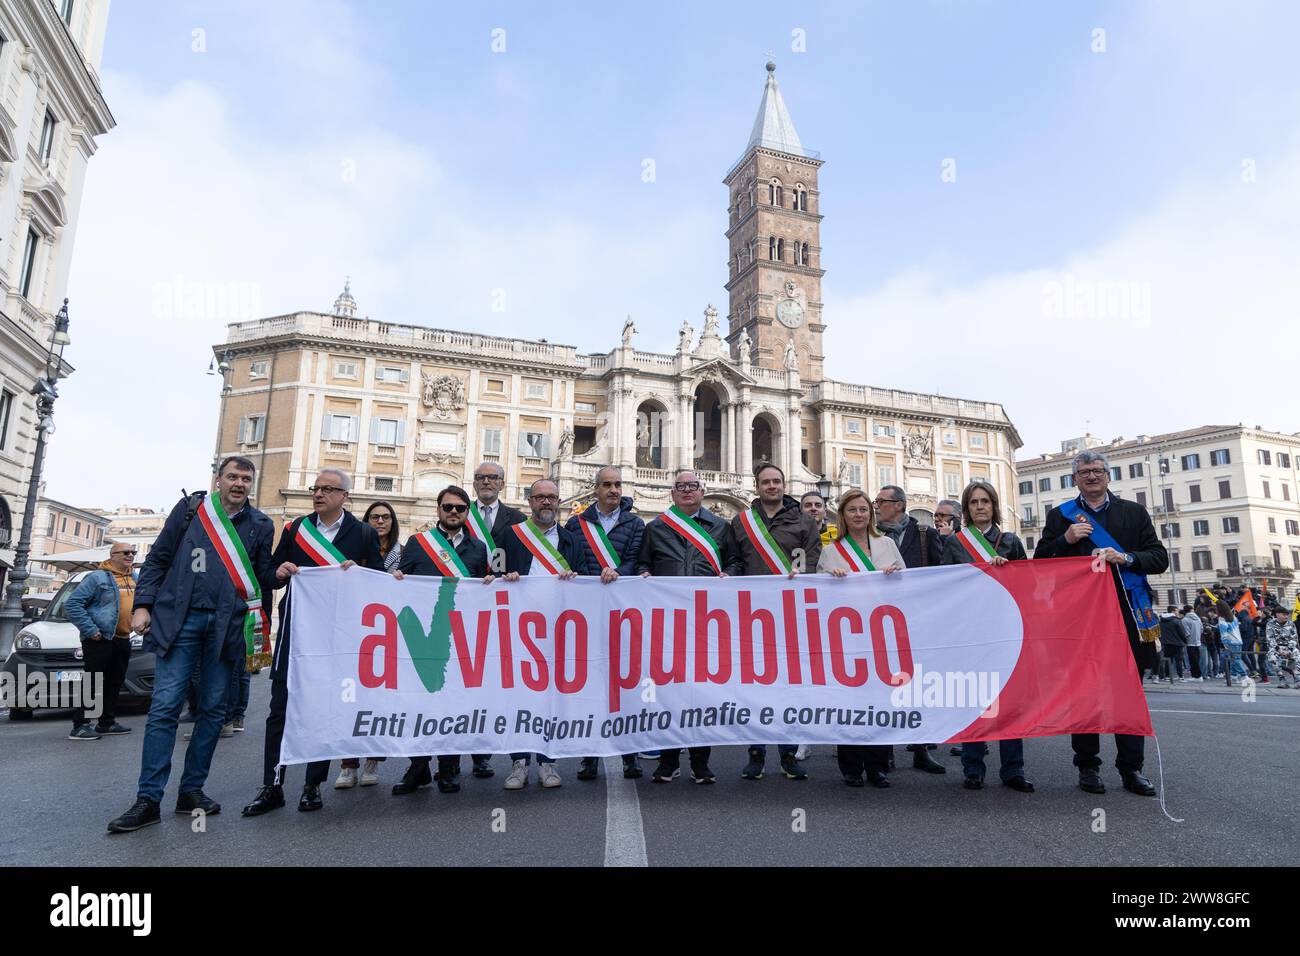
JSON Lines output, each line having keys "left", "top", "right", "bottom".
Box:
{"left": 1, "top": 571, "right": 155, "bottom": 719}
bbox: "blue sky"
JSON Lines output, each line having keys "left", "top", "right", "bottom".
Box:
{"left": 47, "top": 0, "right": 1300, "bottom": 506}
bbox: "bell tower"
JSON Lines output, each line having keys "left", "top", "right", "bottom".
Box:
{"left": 724, "top": 62, "right": 825, "bottom": 381}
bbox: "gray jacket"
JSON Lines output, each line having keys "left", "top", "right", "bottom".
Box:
{"left": 64, "top": 568, "right": 136, "bottom": 640}
{"left": 1181, "top": 612, "right": 1202, "bottom": 646}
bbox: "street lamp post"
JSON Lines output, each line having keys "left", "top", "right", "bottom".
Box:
{"left": 0, "top": 300, "right": 71, "bottom": 656}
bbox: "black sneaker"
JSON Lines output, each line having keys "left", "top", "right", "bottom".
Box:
{"left": 175, "top": 790, "right": 221, "bottom": 815}
{"left": 107, "top": 798, "right": 160, "bottom": 833}
{"left": 622, "top": 755, "right": 643, "bottom": 779}
{"left": 577, "top": 757, "right": 600, "bottom": 781}
{"left": 780, "top": 752, "right": 808, "bottom": 780}
{"left": 741, "top": 747, "right": 765, "bottom": 780}
{"left": 689, "top": 761, "right": 716, "bottom": 785}
{"left": 652, "top": 760, "right": 680, "bottom": 783}
{"left": 471, "top": 756, "right": 494, "bottom": 778}
{"left": 96, "top": 722, "right": 132, "bottom": 735}
{"left": 68, "top": 724, "right": 101, "bottom": 741}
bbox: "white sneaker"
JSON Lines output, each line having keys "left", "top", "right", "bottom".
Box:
{"left": 504, "top": 759, "right": 529, "bottom": 790}
{"left": 334, "top": 768, "right": 357, "bottom": 789}
{"left": 538, "top": 762, "right": 562, "bottom": 788}
{"left": 794, "top": 745, "right": 811, "bottom": 761}
{"left": 360, "top": 759, "right": 380, "bottom": 786}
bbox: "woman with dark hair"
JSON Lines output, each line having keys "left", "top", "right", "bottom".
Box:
{"left": 334, "top": 502, "right": 402, "bottom": 789}
{"left": 940, "top": 480, "right": 1034, "bottom": 794}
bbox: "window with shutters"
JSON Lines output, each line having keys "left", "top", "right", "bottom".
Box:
{"left": 1284, "top": 484, "right": 1292, "bottom": 501}
{"left": 1225, "top": 548, "right": 1240, "bottom": 573}
{"left": 1279, "top": 452, "right": 1292, "bottom": 469}
{"left": 945, "top": 472, "right": 961, "bottom": 496}
{"left": 1287, "top": 520, "right": 1299, "bottom": 536}
{"left": 249, "top": 361, "right": 268, "bottom": 379}
{"left": 1018, "top": 480, "right": 1032, "bottom": 495}
{"left": 1129, "top": 462, "right": 1144, "bottom": 479}
{"left": 1258, "top": 449, "right": 1272, "bottom": 465}
{"left": 847, "top": 463, "right": 862, "bottom": 487}
{"left": 1192, "top": 550, "right": 1213, "bottom": 571}
{"left": 1218, "top": 479, "right": 1231, "bottom": 498}
{"left": 1025, "top": 536, "right": 1035, "bottom": 550}
{"left": 1193, "top": 519, "right": 1209, "bottom": 536}
{"left": 520, "top": 432, "right": 550, "bottom": 458}
{"left": 1188, "top": 484, "right": 1201, "bottom": 503}
{"left": 334, "top": 361, "right": 358, "bottom": 379}
{"left": 1222, "top": 516, "right": 1240, "bottom": 534}
{"left": 324, "top": 414, "right": 358, "bottom": 443}
{"left": 1162, "top": 488, "right": 1175, "bottom": 512}
{"left": 1170, "top": 551, "right": 1181, "bottom": 573}
{"left": 1263, "top": 480, "right": 1271, "bottom": 499}
{"left": 0, "top": 389, "right": 13, "bottom": 451}
{"left": 845, "top": 419, "right": 862, "bottom": 435}
{"left": 1110, "top": 467, "right": 1121, "bottom": 481}
{"left": 969, "top": 433, "right": 985, "bottom": 449}
{"left": 1060, "top": 474, "right": 1074, "bottom": 489}
{"left": 877, "top": 464, "right": 895, "bottom": 488}
{"left": 377, "top": 366, "right": 409, "bottom": 384}
{"left": 482, "top": 428, "right": 503, "bottom": 456}
{"left": 1135, "top": 490, "right": 1147, "bottom": 508}
{"left": 1180, "top": 453, "right": 1200, "bottom": 470}
{"left": 1210, "top": 448, "right": 1230, "bottom": 466}
{"left": 525, "top": 381, "right": 549, "bottom": 400}
{"left": 1159, "top": 523, "right": 1180, "bottom": 539}
{"left": 39, "top": 110, "right": 56, "bottom": 165}
{"left": 370, "top": 418, "right": 405, "bottom": 450}
{"left": 1038, "top": 478, "right": 1051, "bottom": 492}
{"left": 238, "top": 415, "right": 266, "bottom": 444}
{"left": 1268, "top": 517, "right": 1277, "bottom": 533}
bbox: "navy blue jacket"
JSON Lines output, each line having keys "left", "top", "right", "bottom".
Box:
{"left": 890, "top": 515, "right": 944, "bottom": 568}
{"left": 134, "top": 494, "right": 276, "bottom": 661}
{"left": 501, "top": 522, "right": 588, "bottom": 575}
{"left": 399, "top": 527, "right": 489, "bottom": 578}
{"left": 270, "top": 510, "right": 383, "bottom": 679}
{"left": 564, "top": 496, "right": 644, "bottom": 576}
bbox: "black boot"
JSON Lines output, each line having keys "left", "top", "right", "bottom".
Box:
{"left": 392, "top": 761, "right": 433, "bottom": 795}
{"left": 912, "top": 748, "right": 946, "bottom": 774}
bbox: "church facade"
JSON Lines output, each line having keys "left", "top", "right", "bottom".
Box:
{"left": 212, "top": 64, "right": 1022, "bottom": 534}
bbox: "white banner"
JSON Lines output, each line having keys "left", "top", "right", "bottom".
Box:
{"left": 280, "top": 563, "right": 1042, "bottom": 763}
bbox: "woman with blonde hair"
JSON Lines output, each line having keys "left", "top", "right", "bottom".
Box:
{"left": 817, "top": 489, "right": 903, "bottom": 787}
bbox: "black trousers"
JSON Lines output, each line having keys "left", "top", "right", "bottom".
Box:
{"left": 264, "top": 677, "right": 330, "bottom": 787}
{"left": 657, "top": 747, "right": 711, "bottom": 766}
{"left": 837, "top": 745, "right": 890, "bottom": 776}
{"left": 75, "top": 636, "right": 131, "bottom": 728}
{"left": 1071, "top": 733, "right": 1144, "bottom": 774}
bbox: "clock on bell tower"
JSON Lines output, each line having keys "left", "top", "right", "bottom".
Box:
{"left": 724, "top": 62, "right": 825, "bottom": 382}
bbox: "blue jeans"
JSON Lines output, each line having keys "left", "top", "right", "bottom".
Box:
{"left": 1221, "top": 648, "right": 1247, "bottom": 679}
{"left": 136, "top": 610, "right": 237, "bottom": 802}
{"left": 961, "top": 740, "right": 1025, "bottom": 782}
{"left": 224, "top": 663, "right": 250, "bottom": 722}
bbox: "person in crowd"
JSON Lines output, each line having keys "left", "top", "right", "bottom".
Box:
{"left": 108, "top": 457, "right": 276, "bottom": 833}
{"left": 800, "top": 490, "right": 838, "bottom": 545}
{"left": 386, "top": 485, "right": 495, "bottom": 798}
{"left": 499, "top": 479, "right": 586, "bottom": 789}
{"left": 874, "top": 484, "right": 948, "bottom": 774}
{"left": 1217, "top": 601, "right": 1248, "bottom": 685}
{"left": 465, "top": 460, "right": 527, "bottom": 575}
{"left": 1238, "top": 607, "right": 1266, "bottom": 682}
{"left": 64, "top": 542, "right": 138, "bottom": 740}
{"left": 241, "top": 469, "right": 382, "bottom": 817}
{"left": 817, "top": 488, "right": 902, "bottom": 788}
{"left": 1181, "top": 604, "right": 1204, "bottom": 681}
{"left": 732, "top": 464, "right": 821, "bottom": 782}
{"left": 940, "top": 481, "right": 1034, "bottom": 793}
{"left": 1159, "top": 606, "right": 1187, "bottom": 683}
{"left": 1266, "top": 605, "right": 1299, "bottom": 688}
{"left": 637, "top": 470, "right": 743, "bottom": 784}
{"left": 566, "top": 466, "right": 646, "bottom": 781}
{"left": 332, "top": 500, "right": 403, "bottom": 787}
{"left": 1034, "top": 450, "right": 1167, "bottom": 798}
{"left": 1202, "top": 608, "right": 1222, "bottom": 680}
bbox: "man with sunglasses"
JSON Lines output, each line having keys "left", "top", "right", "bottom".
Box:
{"left": 64, "top": 542, "right": 139, "bottom": 740}
{"left": 466, "top": 461, "right": 526, "bottom": 576}
{"left": 637, "top": 470, "right": 743, "bottom": 784}
{"left": 565, "top": 466, "right": 646, "bottom": 781}
{"left": 242, "top": 469, "right": 383, "bottom": 817}
{"left": 387, "top": 484, "right": 496, "bottom": 796}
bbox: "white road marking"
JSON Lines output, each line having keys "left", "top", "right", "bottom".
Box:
{"left": 602, "top": 756, "right": 648, "bottom": 867}
{"left": 1149, "top": 708, "right": 1300, "bottom": 718}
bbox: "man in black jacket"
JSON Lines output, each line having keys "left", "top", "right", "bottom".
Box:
{"left": 637, "top": 470, "right": 742, "bottom": 784}
{"left": 242, "top": 469, "right": 383, "bottom": 816}
{"left": 499, "top": 479, "right": 586, "bottom": 789}
{"left": 108, "top": 456, "right": 276, "bottom": 833}
{"left": 467, "top": 460, "right": 526, "bottom": 576}
{"left": 388, "top": 484, "right": 494, "bottom": 797}
{"left": 874, "top": 484, "right": 948, "bottom": 774}
{"left": 1035, "top": 450, "right": 1167, "bottom": 797}
{"left": 731, "top": 464, "right": 821, "bottom": 782}
{"left": 566, "top": 466, "right": 647, "bottom": 781}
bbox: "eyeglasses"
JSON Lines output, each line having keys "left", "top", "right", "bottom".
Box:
{"left": 674, "top": 482, "right": 701, "bottom": 492}
{"left": 440, "top": 503, "right": 468, "bottom": 514}
{"left": 368, "top": 513, "right": 392, "bottom": 521}
{"left": 112, "top": 550, "right": 137, "bottom": 557}
{"left": 473, "top": 474, "right": 503, "bottom": 482}
{"left": 874, "top": 497, "right": 900, "bottom": 505}
{"left": 530, "top": 494, "right": 559, "bottom": 502}
{"left": 1075, "top": 468, "right": 1107, "bottom": 478}
{"left": 308, "top": 485, "right": 345, "bottom": 494}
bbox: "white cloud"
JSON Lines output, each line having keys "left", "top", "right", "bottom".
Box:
{"left": 824, "top": 138, "right": 1300, "bottom": 458}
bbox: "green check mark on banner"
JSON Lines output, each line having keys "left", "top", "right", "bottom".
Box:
{"left": 397, "top": 577, "right": 457, "bottom": 693}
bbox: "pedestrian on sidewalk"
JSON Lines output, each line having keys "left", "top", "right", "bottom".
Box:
{"left": 1180, "top": 605, "right": 1204, "bottom": 680}
{"left": 63, "top": 543, "right": 138, "bottom": 740}
{"left": 1159, "top": 607, "right": 1187, "bottom": 682}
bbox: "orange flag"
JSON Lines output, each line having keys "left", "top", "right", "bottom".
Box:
{"left": 1233, "top": 590, "right": 1259, "bottom": 618}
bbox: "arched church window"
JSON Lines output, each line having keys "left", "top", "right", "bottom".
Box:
{"left": 769, "top": 178, "right": 783, "bottom": 207}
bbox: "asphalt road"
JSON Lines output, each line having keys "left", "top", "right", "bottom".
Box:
{"left": 2, "top": 679, "right": 1296, "bottom": 867}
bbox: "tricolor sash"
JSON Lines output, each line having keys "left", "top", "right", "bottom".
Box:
{"left": 295, "top": 517, "right": 346, "bottom": 566}
{"left": 659, "top": 506, "right": 722, "bottom": 575}
{"left": 956, "top": 526, "right": 999, "bottom": 564}
{"left": 195, "top": 496, "right": 269, "bottom": 668}
{"left": 466, "top": 502, "right": 496, "bottom": 552}
{"left": 1058, "top": 499, "right": 1160, "bottom": 642}
{"left": 412, "top": 528, "right": 472, "bottom": 578}
{"left": 738, "top": 508, "right": 793, "bottom": 574}
{"left": 513, "top": 520, "right": 570, "bottom": 575}
{"left": 578, "top": 517, "right": 620, "bottom": 572}
{"left": 832, "top": 536, "right": 876, "bottom": 572}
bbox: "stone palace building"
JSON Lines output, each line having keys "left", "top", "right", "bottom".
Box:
{"left": 213, "top": 63, "right": 1022, "bottom": 533}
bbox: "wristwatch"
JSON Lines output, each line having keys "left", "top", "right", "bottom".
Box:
{"left": 1123, "top": 553, "right": 1135, "bottom": 566}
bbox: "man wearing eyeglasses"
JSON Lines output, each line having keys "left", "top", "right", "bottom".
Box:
{"left": 873, "top": 485, "right": 948, "bottom": 774}
{"left": 1035, "top": 451, "right": 1167, "bottom": 797}
{"left": 387, "top": 484, "right": 496, "bottom": 796}
{"left": 467, "top": 461, "right": 526, "bottom": 574}
{"left": 242, "top": 469, "right": 383, "bottom": 817}
{"left": 565, "top": 465, "right": 647, "bottom": 781}
{"left": 64, "top": 542, "right": 139, "bottom": 741}
{"left": 637, "top": 470, "right": 743, "bottom": 784}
